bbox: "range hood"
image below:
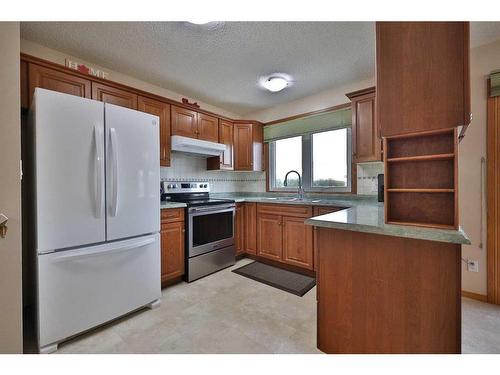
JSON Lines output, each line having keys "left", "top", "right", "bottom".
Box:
{"left": 171, "top": 135, "right": 225, "bottom": 157}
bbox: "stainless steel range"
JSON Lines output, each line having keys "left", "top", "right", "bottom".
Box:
{"left": 161, "top": 181, "right": 236, "bottom": 282}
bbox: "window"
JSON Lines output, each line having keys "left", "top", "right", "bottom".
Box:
{"left": 269, "top": 128, "right": 351, "bottom": 193}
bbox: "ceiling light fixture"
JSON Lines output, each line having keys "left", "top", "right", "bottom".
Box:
{"left": 187, "top": 20, "right": 212, "bottom": 25}
{"left": 261, "top": 75, "right": 290, "bottom": 93}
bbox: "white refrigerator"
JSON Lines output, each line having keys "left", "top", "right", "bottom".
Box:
{"left": 30, "top": 88, "right": 161, "bottom": 353}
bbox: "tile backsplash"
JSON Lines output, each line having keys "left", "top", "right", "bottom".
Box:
{"left": 356, "top": 162, "right": 384, "bottom": 195}
{"left": 161, "top": 152, "right": 266, "bottom": 193}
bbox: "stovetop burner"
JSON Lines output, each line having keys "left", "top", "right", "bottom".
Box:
{"left": 161, "top": 180, "right": 234, "bottom": 207}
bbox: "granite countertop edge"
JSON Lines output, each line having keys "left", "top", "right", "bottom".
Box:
{"left": 160, "top": 193, "right": 470, "bottom": 245}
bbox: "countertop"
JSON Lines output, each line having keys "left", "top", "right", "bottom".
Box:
{"left": 160, "top": 201, "right": 187, "bottom": 209}
{"left": 211, "top": 192, "right": 471, "bottom": 245}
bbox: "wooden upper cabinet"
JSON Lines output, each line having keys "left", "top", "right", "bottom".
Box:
{"left": 171, "top": 105, "right": 198, "bottom": 138}
{"left": 282, "top": 216, "right": 313, "bottom": 270}
{"left": 347, "top": 87, "right": 381, "bottom": 163}
{"left": 91, "top": 82, "right": 138, "bottom": 109}
{"left": 138, "top": 96, "right": 171, "bottom": 167}
{"left": 207, "top": 119, "right": 234, "bottom": 170}
{"left": 376, "top": 22, "right": 470, "bottom": 137}
{"left": 28, "top": 63, "right": 91, "bottom": 104}
{"left": 234, "top": 123, "right": 253, "bottom": 170}
{"left": 234, "top": 122, "right": 263, "bottom": 171}
{"left": 197, "top": 113, "right": 219, "bottom": 142}
{"left": 257, "top": 213, "right": 283, "bottom": 261}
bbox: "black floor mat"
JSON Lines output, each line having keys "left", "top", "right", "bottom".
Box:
{"left": 232, "top": 261, "right": 316, "bottom": 297}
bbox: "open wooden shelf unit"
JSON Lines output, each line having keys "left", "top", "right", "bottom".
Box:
{"left": 384, "top": 128, "right": 458, "bottom": 229}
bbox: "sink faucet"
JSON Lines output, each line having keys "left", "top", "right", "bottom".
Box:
{"left": 284, "top": 170, "right": 304, "bottom": 199}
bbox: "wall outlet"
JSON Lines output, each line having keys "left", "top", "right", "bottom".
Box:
{"left": 467, "top": 259, "right": 479, "bottom": 273}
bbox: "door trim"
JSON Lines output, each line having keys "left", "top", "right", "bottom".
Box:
{"left": 487, "top": 94, "right": 500, "bottom": 304}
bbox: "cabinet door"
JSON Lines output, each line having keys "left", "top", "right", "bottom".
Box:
{"left": 377, "top": 22, "right": 470, "bottom": 136}
{"left": 282, "top": 216, "right": 313, "bottom": 270}
{"left": 198, "top": 113, "right": 219, "bottom": 142}
{"left": 21, "top": 60, "right": 29, "bottom": 109}
{"left": 351, "top": 90, "right": 381, "bottom": 163}
{"left": 257, "top": 213, "right": 282, "bottom": 261}
{"left": 138, "top": 96, "right": 171, "bottom": 167}
{"left": 171, "top": 105, "right": 198, "bottom": 138}
{"left": 28, "top": 63, "right": 91, "bottom": 104}
{"left": 244, "top": 202, "right": 257, "bottom": 254}
{"left": 160, "top": 221, "right": 185, "bottom": 282}
{"left": 235, "top": 204, "right": 245, "bottom": 255}
{"left": 91, "top": 82, "right": 138, "bottom": 109}
{"left": 234, "top": 123, "right": 253, "bottom": 170}
{"left": 219, "top": 120, "right": 234, "bottom": 169}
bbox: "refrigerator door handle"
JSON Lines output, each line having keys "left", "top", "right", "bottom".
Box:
{"left": 52, "top": 236, "right": 156, "bottom": 261}
{"left": 109, "top": 127, "right": 119, "bottom": 217}
{"left": 94, "top": 125, "right": 104, "bottom": 218}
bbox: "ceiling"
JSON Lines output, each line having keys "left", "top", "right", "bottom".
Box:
{"left": 20, "top": 22, "right": 500, "bottom": 116}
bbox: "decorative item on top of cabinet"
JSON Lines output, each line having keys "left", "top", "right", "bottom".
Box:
{"left": 91, "top": 82, "right": 138, "bottom": 109}
{"left": 384, "top": 128, "right": 458, "bottom": 229}
{"left": 28, "top": 63, "right": 91, "bottom": 105}
{"left": 207, "top": 119, "right": 234, "bottom": 170}
{"left": 346, "top": 87, "right": 381, "bottom": 163}
{"left": 233, "top": 121, "right": 264, "bottom": 171}
{"left": 160, "top": 208, "right": 185, "bottom": 285}
{"left": 138, "top": 96, "right": 171, "bottom": 167}
{"left": 376, "top": 22, "right": 471, "bottom": 137}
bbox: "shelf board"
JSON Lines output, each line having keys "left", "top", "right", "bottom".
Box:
{"left": 386, "top": 188, "right": 455, "bottom": 193}
{"left": 387, "top": 220, "right": 456, "bottom": 230}
{"left": 386, "top": 153, "right": 455, "bottom": 163}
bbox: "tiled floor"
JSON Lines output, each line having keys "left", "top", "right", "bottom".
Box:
{"left": 53, "top": 258, "right": 500, "bottom": 354}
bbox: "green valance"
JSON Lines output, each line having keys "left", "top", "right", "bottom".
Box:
{"left": 263, "top": 107, "right": 352, "bottom": 143}
{"left": 491, "top": 70, "right": 500, "bottom": 97}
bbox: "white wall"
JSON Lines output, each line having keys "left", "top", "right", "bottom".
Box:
{"left": 248, "top": 78, "right": 375, "bottom": 123}
{"left": 460, "top": 38, "right": 500, "bottom": 295}
{"left": 0, "top": 22, "right": 23, "bottom": 353}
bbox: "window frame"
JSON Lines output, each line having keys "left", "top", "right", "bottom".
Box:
{"left": 268, "top": 127, "right": 352, "bottom": 193}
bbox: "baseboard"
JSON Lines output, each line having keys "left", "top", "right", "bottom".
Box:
{"left": 461, "top": 290, "right": 488, "bottom": 302}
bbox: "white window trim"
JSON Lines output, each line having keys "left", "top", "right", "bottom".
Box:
{"left": 269, "top": 128, "right": 352, "bottom": 193}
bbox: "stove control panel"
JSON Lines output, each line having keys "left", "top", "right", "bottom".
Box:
{"left": 161, "top": 181, "right": 210, "bottom": 194}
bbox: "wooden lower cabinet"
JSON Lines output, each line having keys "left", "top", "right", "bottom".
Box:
{"left": 160, "top": 209, "right": 185, "bottom": 284}
{"left": 235, "top": 203, "right": 245, "bottom": 256}
{"left": 257, "top": 213, "right": 283, "bottom": 261}
{"left": 244, "top": 203, "right": 257, "bottom": 254}
{"left": 282, "top": 216, "right": 313, "bottom": 269}
{"left": 313, "top": 206, "right": 347, "bottom": 271}
{"left": 316, "top": 227, "right": 461, "bottom": 353}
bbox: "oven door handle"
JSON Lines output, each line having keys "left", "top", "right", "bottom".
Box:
{"left": 188, "top": 205, "right": 235, "bottom": 214}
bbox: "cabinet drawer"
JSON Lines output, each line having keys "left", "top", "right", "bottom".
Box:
{"left": 161, "top": 208, "right": 185, "bottom": 223}
{"left": 257, "top": 203, "right": 313, "bottom": 217}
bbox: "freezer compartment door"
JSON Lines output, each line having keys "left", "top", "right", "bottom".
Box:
{"left": 105, "top": 103, "right": 160, "bottom": 241}
{"left": 37, "top": 234, "right": 161, "bottom": 348}
{"left": 33, "top": 88, "right": 106, "bottom": 252}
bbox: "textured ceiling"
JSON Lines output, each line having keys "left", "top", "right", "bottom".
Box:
{"left": 20, "top": 22, "right": 500, "bottom": 116}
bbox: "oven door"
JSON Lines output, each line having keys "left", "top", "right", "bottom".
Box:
{"left": 188, "top": 204, "right": 235, "bottom": 257}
